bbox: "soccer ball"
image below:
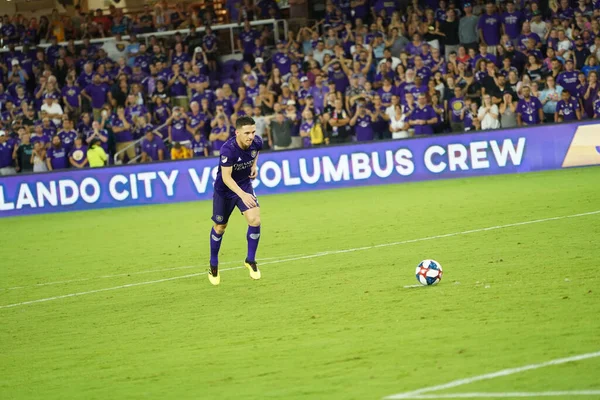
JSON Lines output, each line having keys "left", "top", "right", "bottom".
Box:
{"left": 415, "top": 260, "right": 443, "bottom": 286}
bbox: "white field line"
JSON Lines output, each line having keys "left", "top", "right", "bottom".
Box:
{"left": 0, "top": 254, "right": 305, "bottom": 291}
{"left": 1, "top": 210, "right": 599, "bottom": 311}
{"left": 396, "top": 391, "right": 600, "bottom": 399}
{"left": 384, "top": 351, "right": 600, "bottom": 399}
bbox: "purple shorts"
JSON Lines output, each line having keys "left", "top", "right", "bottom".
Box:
{"left": 211, "top": 185, "right": 258, "bottom": 225}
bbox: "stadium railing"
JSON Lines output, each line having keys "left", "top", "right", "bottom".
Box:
{"left": 0, "top": 19, "right": 289, "bottom": 56}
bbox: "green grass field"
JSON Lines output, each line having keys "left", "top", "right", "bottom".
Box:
{"left": 1, "top": 167, "right": 599, "bottom": 400}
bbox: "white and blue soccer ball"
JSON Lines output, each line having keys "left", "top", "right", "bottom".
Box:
{"left": 415, "top": 259, "right": 443, "bottom": 286}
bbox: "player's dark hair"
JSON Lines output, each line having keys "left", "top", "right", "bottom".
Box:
{"left": 236, "top": 116, "right": 255, "bottom": 129}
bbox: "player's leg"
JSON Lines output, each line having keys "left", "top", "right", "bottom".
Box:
{"left": 208, "top": 193, "right": 236, "bottom": 285}
{"left": 243, "top": 206, "right": 262, "bottom": 280}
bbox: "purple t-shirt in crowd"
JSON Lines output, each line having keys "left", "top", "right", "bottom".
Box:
{"left": 84, "top": 83, "right": 110, "bottom": 109}
{"left": 516, "top": 96, "right": 543, "bottom": 124}
{"left": 47, "top": 146, "right": 68, "bottom": 170}
{"left": 62, "top": 85, "right": 81, "bottom": 108}
{"left": 556, "top": 71, "right": 579, "bottom": 96}
{"left": 210, "top": 125, "right": 229, "bottom": 152}
{"left": 409, "top": 105, "right": 438, "bottom": 135}
{"left": 168, "top": 73, "right": 188, "bottom": 97}
{"left": 171, "top": 52, "right": 191, "bottom": 66}
{"left": 141, "top": 135, "right": 166, "bottom": 161}
{"left": 556, "top": 97, "right": 579, "bottom": 121}
{"left": 191, "top": 137, "right": 209, "bottom": 157}
{"left": 272, "top": 52, "right": 291, "bottom": 75}
{"left": 168, "top": 116, "right": 189, "bottom": 142}
{"left": 240, "top": 29, "right": 260, "bottom": 54}
{"left": 69, "top": 145, "right": 88, "bottom": 165}
{"left": 501, "top": 11, "right": 522, "bottom": 39}
{"left": 354, "top": 114, "right": 374, "bottom": 141}
{"left": 0, "top": 140, "right": 14, "bottom": 168}
{"left": 478, "top": 13, "right": 501, "bottom": 46}
{"left": 449, "top": 97, "right": 466, "bottom": 123}
{"left": 59, "top": 130, "right": 78, "bottom": 153}
{"left": 110, "top": 115, "right": 134, "bottom": 142}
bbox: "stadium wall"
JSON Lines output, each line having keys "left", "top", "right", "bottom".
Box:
{"left": 1, "top": 122, "right": 599, "bottom": 218}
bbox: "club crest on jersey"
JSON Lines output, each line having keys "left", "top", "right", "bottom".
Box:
{"left": 251, "top": 150, "right": 257, "bottom": 158}
{"left": 221, "top": 156, "right": 227, "bottom": 163}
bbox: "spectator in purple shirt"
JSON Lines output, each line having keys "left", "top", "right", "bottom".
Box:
{"left": 141, "top": 129, "right": 166, "bottom": 162}
{"left": 349, "top": 102, "right": 375, "bottom": 141}
{"left": 501, "top": 1, "right": 522, "bottom": 41}
{"left": 238, "top": 21, "right": 260, "bottom": 66}
{"left": 111, "top": 106, "right": 135, "bottom": 163}
{"left": 82, "top": 74, "right": 110, "bottom": 121}
{"left": 408, "top": 93, "right": 438, "bottom": 135}
{"left": 478, "top": 3, "right": 501, "bottom": 54}
{"left": 46, "top": 135, "right": 69, "bottom": 171}
{"left": 555, "top": 90, "right": 582, "bottom": 122}
{"left": 68, "top": 136, "right": 88, "bottom": 169}
{"left": 516, "top": 86, "right": 544, "bottom": 126}
{"left": 191, "top": 131, "right": 210, "bottom": 157}
{"left": 0, "top": 130, "right": 16, "bottom": 175}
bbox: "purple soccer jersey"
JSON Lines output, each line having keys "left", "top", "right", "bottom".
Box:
{"left": 516, "top": 96, "right": 543, "bottom": 124}
{"left": 47, "top": 146, "right": 68, "bottom": 170}
{"left": 212, "top": 135, "right": 263, "bottom": 224}
{"left": 556, "top": 71, "right": 579, "bottom": 96}
{"left": 556, "top": 98, "right": 579, "bottom": 121}
{"left": 191, "top": 137, "right": 209, "bottom": 157}
{"left": 84, "top": 83, "right": 109, "bottom": 109}
{"left": 141, "top": 135, "right": 167, "bottom": 161}
{"left": 354, "top": 114, "right": 374, "bottom": 141}
{"left": 59, "top": 130, "right": 78, "bottom": 153}
{"left": 0, "top": 140, "right": 14, "bottom": 168}
{"left": 62, "top": 85, "right": 81, "bottom": 108}
{"left": 409, "top": 105, "right": 438, "bottom": 135}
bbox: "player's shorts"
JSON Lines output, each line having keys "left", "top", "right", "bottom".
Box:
{"left": 212, "top": 185, "right": 259, "bottom": 225}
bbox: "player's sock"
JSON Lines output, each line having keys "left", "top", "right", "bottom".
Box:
{"left": 210, "top": 228, "right": 224, "bottom": 267}
{"left": 246, "top": 225, "right": 261, "bottom": 262}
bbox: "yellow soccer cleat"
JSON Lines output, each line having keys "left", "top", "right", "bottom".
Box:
{"left": 208, "top": 265, "right": 220, "bottom": 286}
{"left": 244, "top": 260, "right": 261, "bottom": 280}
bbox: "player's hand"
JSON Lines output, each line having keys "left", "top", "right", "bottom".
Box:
{"left": 240, "top": 192, "right": 257, "bottom": 209}
{"left": 249, "top": 165, "right": 258, "bottom": 179}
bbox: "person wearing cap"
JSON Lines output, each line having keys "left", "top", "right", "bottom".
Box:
{"left": 459, "top": 3, "right": 479, "bottom": 50}
{"left": 573, "top": 36, "right": 590, "bottom": 70}
{"left": 40, "top": 94, "right": 64, "bottom": 127}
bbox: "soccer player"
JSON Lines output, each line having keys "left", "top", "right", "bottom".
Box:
{"left": 208, "top": 116, "right": 262, "bottom": 285}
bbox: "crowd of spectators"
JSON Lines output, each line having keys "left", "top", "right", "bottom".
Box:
{"left": 0, "top": 0, "right": 600, "bottom": 176}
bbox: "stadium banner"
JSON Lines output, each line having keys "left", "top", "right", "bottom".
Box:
{"left": 1, "top": 122, "right": 598, "bottom": 218}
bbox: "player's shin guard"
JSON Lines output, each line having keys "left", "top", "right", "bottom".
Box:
{"left": 246, "top": 225, "right": 261, "bottom": 262}
{"left": 210, "top": 228, "right": 224, "bottom": 267}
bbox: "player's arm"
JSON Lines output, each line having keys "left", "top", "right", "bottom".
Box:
{"left": 221, "top": 165, "right": 257, "bottom": 208}
{"left": 249, "top": 152, "right": 259, "bottom": 179}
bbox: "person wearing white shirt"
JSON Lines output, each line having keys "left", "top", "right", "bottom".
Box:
{"left": 477, "top": 94, "right": 500, "bottom": 130}
{"left": 40, "top": 95, "right": 64, "bottom": 127}
{"left": 311, "top": 40, "right": 334, "bottom": 66}
{"left": 389, "top": 104, "right": 409, "bottom": 139}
